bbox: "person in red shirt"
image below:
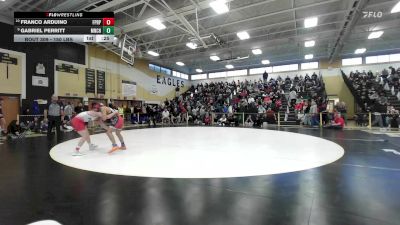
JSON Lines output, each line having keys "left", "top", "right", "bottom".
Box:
{"left": 324, "top": 113, "right": 345, "bottom": 129}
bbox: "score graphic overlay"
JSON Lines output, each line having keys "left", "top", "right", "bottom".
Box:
{"left": 14, "top": 12, "right": 114, "bottom": 43}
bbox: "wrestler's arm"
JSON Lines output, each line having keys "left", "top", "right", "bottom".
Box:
{"left": 105, "top": 111, "right": 119, "bottom": 119}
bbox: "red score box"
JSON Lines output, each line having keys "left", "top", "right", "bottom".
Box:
{"left": 102, "top": 18, "right": 114, "bottom": 26}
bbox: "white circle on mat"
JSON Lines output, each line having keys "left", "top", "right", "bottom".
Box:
{"left": 50, "top": 127, "right": 344, "bottom": 178}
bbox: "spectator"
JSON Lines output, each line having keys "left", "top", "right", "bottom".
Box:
{"left": 44, "top": 96, "right": 64, "bottom": 137}
{"left": 60, "top": 102, "right": 73, "bottom": 131}
{"left": 175, "top": 86, "right": 180, "bottom": 97}
{"left": 289, "top": 89, "right": 297, "bottom": 108}
{"left": 175, "top": 108, "right": 182, "bottom": 124}
{"left": 244, "top": 115, "right": 254, "bottom": 127}
{"left": 7, "top": 120, "right": 27, "bottom": 139}
{"left": 40, "top": 118, "right": 48, "bottom": 133}
{"left": 378, "top": 94, "right": 388, "bottom": 105}
{"left": 338, "top": 101, "right": 347, "bottom": 123}
{"left": 218, "top": 114, "right": 227, "bottom": 126}
{"left": 147, "top": 105, "right": 157, "bottom": 127}
{"left": 309, "top": 101, "right": 319, "bottom": 127}
{"left": 31, "top": 117, "right": 41, "bottom": 133}
{"left": 389, "top": 66, "right": 396, "bottom": 75}
{"left": 386, "top": 105, "right": 400, "bottom": 128}
{"left": 262, "top": 71, "right": 268, "bottom": 82}
{"left": 204, "top": 113, "right": 211, "bottom": 125}
{"left": 324, "top": 113, "right": 345, "bottom": 129}
{"left": 162, "top": 108, "right": 170, "bottom": 124}
{"left": 266, "top": 108, "right": 276, "bottom": 124}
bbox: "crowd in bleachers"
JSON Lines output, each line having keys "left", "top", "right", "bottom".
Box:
{"left": 347, "top": 66, "right": 400, "bottom": 128}
{"left": 139, "top": 72, "right": 347, "bottom": 128}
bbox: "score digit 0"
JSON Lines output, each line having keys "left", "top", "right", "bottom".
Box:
{"left": 102, "top": 18, "right": 114, "bottom": 26}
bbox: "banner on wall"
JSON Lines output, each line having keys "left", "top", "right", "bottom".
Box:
{"left": 85, "top": 68, "right": 95, "bottom": 93}
{"left": 56, "top": 63, "right": 78, "bottom": 74}
{"left": 122, "top": 80, "right": 136, "bottom": 97}
{"left": 32, "top": 76, "right": 48, "bottom": 87}
{"left": 96, "top": 70, "right": 105, "bottom": 95}
{"left": 0, "top": 52, "right": 17, "bottom": 65}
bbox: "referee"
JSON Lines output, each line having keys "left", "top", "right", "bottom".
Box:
{"left": 44, "top": 95, "right": 64, "bottom": 137}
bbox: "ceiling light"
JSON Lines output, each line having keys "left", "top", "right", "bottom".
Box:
{"left": 176, "top": 62, "right": 185, "bottom": 66}
{"left": 261, "top": 60, "right": 270, "bottom": 65}
{"left": 305, "top": 54, "right": 314, "bottom": 60}
{"left": 368, "top": 31, "right": 384, "bottom": 39}
{"left": 225, "top": 64, "right": 234, "bottom": 69}
{"left": 196, "top": 69, "right": 203, "bottom": 73}
{"left": 147, "top": 50, "right": 159, "bottom": 56}
{"left": 186, "top": 42, "right": 197, "bottom": 49}
{"left": 305, "top": 40, "right": 315, "bottom": 47}
{"left": 237, "top": 31, "right": 250, "bottom": 40}
{"left": 355, "top": 48, "right": 366, "bottom": 54}
{"left": 252, "top": 49, "right": 262, "bottom": 55}
{"left": 304, "top": 17, "right": 318, "bottom": 28}
{"left": 146, "top": 18, "right": 166, "bottom": 30}
{"left": 391, "top": 1, "right": 400, "bottom": 13}
{"left": 210, "top": 55, "right": 220, "bottom": 61}
{"left": 209, "top": 0, "right": 229, "bottom": 14}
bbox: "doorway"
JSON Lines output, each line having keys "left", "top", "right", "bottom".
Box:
{"left": 0, "top": 95, "right": 20, "bottom": 128}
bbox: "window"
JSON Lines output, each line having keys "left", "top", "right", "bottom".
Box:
{"left": 181, "top": 73, "right": 189, "bottom": 80}
{"left": 342, "top": 57, "right": 362, "bottom": 66}
{"left": 377, "top": 55, "right": 390, "bottom": 63}
{"left": 272, "top": 64, "right": 298, "bottom": 73}
{"left": 172, "top": 71, "right": 188, "bottom": 79}
{"left": 191, "top": 74, "right": 207, "bottom": 80}
{"left": 209, "top": 72, "right": 227, "bottom": 79}
{"left": 161, "top": 67, "right": 171, "bottom": 75}
{"left": 366, "top": 56, "right": 378, "bottom": 64}
{"left": 366, "top": 54, "right": 400, "bottom": 64}
{"left": 301, "top": 62, "right": 319, "bottom": 70}
{"left": 289, "top": 64, "right": 299, "bottom": 71}
{"left": 149, "top": 64, "right": 161, "bottom": 73}
{"left": 390, "top": 54, "right": 400, "bottom": 62}
{"left": 249, "top": 67, "right": 272, "bottom": 75}
{"left": 226, "top": 69, "right": 247, "bottom": 77}
{"left": 149, "top": 63, "right": 173, "bottom": 73}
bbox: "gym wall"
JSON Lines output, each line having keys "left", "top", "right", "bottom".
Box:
{"left": 54, "top": 45, "right": 189, "bottom": 102}
{"left": 0, "top": 22, "right": 85, "bottom": 106}
{"left": 0, "top": 52, "right": 22, "bottom": 95}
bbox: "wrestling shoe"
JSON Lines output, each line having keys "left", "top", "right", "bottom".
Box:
{"left": 108, "top": 146, "right": 119, "bottom": 154}
{"left": 89, "top": 144, "right": 98, "bottom": 151}
{"left": 72, "top": 151, "right": 85, "bottom": 156}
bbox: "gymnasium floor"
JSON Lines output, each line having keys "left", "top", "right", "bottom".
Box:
{"left": 1, "top": 126, "right": 400, "bottom": 225}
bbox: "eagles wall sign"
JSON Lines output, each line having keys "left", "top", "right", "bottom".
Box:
{"left": 156, "top": 75, "right": 184, "bottom": 87}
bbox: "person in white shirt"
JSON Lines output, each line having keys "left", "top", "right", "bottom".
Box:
{"left": 162, "top": 108, "right": 170, "bottom": 124}
{"left": 245, "top": 115, "right": 254, "bottom": 127}
{"left": 309, "top": 101, "right": 319, "bottom": 126}
{"left": 248, "top": 96, "right": 255, "bottom": 104}
{"left": 289, "top": 89, "right": 297, "bottom": 107}
{"left": 218, "top": 114, "right": 227, "bottom": 126}
{"left": 258, "top": 104, "right": 266, "bottom": 114}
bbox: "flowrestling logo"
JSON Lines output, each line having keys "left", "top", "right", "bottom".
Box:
{"left": 362, "top": 11, "right": 383, "bottom": 18}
